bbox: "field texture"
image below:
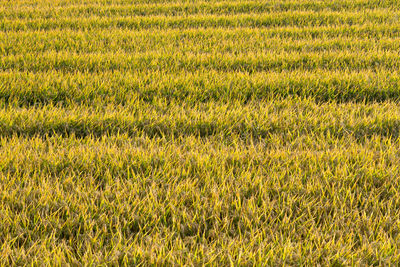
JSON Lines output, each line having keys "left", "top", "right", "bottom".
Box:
{"left": 2, "top": 0, "right": 400, "bottom": 265}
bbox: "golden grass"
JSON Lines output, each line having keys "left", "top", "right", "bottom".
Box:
{"left": 1, "top": 0, "right": 400, "bottom": 265}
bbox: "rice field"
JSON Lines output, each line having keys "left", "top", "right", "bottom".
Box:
{"left": 1, "top": 0, "right": 400, "bottom": 265}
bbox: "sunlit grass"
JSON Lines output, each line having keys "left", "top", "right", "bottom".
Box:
{"left": 1, "top": 0, "right": 400, "bottom": 265}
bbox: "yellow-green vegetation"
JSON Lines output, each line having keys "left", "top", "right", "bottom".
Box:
{"left": 1, "top": 0, "right": 400, "bottom": 265}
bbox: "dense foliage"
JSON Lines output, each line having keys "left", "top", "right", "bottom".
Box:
{"left": 1, "top": 0, "right": 400, "bottom": 265}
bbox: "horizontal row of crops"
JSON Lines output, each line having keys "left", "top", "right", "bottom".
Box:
{"left": 2, "top": 70, "right": 400, "bottom": 104}
{"left": 2, "top": 12, "right": 400, "bottom": 31}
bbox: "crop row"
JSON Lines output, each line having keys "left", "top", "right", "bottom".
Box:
{"left": 1, "top": 69, "right": 400, "bottom": 105}
{"left": 0, "top": 99, "right": 399, "bottom": 140}
{"left": 1, "top": 129, "right": 399, "bottom": 264}
{"left": 2, "top": 24, "right": 399, "bottom": 47}
{"left": 4, "top": 0, "right": 399, "bottom": 8}
{"left": 1, "top": 11, "right": 399, "bottom": 31}
{"left": 2, "top": 0, "right": 399, "bottom": 19}
{"left": 3, "top": 31, "right": 400, "bottom": 55}
{"left": 1, "top": 50, "right": 399, "bottom": 74}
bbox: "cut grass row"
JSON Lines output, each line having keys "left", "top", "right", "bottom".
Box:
{"left": 1, "top": 70, "right": 400, "bottom": 105}
{"left": 2, "top": 11, "right": 399, "bottom": 31}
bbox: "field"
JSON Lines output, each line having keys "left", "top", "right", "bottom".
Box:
{"left": 1, "top": 0, "right": 400, "bottom": 265}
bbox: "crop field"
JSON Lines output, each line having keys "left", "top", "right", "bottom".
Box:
{"left": 1, "top": 0, "right": 400, "bottom": 265}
